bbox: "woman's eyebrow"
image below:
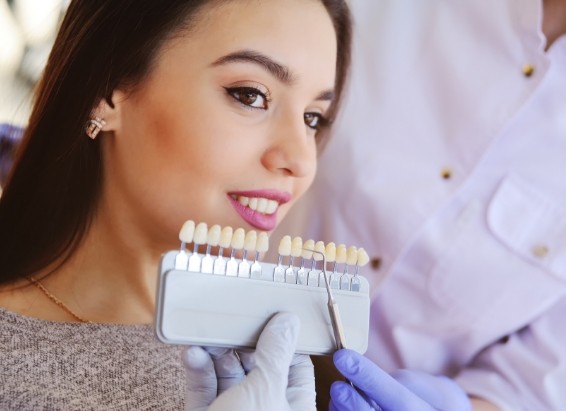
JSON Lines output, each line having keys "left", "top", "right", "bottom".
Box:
{"left": 211, "top": 49, "right": 335, "bottom": 102}
{"left": 211, "top": 49, "right": 296, "bottom": 84}
{"left": 316, "top": 90, "right": 335, "bottom": 102}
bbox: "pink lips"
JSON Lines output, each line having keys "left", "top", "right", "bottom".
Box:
{"left": 227, "top": 190, "right": 291, "bottom": 231}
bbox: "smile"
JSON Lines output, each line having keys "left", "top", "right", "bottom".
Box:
{"left": 227, "top": 190, "right": 292, "bottom": 231}
{"left": 231, "top": 195, "right": 279, "bottom": 215}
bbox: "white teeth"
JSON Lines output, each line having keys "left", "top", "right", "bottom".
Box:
{"left": 265, "top": 200, "right": 278, "bottom": 214}
{"left": 233, "top": 195, "right": 280, "bottom": 215}
{"left": 257, "top": 198, "right": 268, "bottom": 213}
{"left": 249, "top": 197, "right": 258, "bottom": 210}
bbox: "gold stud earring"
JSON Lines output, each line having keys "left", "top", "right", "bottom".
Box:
{"left": 85, "top": 117, "right": 106, "bottom": 140}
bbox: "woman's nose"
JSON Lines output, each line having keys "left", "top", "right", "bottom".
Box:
{"left": 261, "top": 110, "right": 317, "bottom": 178}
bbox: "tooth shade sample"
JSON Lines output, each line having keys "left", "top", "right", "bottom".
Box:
{"left": 219, "top": 226, "right": 233, "bottom": 248}
{"left": 256, "top": 232, "right": 269, "bottom": 253}
{"left": 278, "top": 235, "right": 292, "bottom": 256}
{"left": 291, "top": 237, "right": 303, "bottom": 257}
{"left": 325, "top": 242, "right": 337, "bottom": 262}
{"left": 179, "top": 220, "right": 195, "bottom": 243}
{"left": 207, "top": 225, "right": 221, "bottom": 246}
{"left": 335, "top": 244, "right": 347, "bottom": 264}
{"left": 231, "top": 228, "right": 245, "bottom": 249}
{"left": 313, "top": 241, "right": 325, "bottom": 261}
{"left": 244, "top": 230, "right": 257, "bottom": 251}
{"left": 302, "top": 239, "right": 315, "bottom": 259}
{"left": 357, "top": 248, "right": 370, "bottom": 266}
{"left": 346, "top": 246, "right": 358, "bottom": 265}
{"left": 193, "top": 222, "right": 208, "bottom": 245}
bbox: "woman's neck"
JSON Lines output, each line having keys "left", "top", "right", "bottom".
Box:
{"left": 49, "top": 209, "right": 163, "bottom": 324}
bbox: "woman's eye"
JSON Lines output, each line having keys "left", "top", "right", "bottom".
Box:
{"left": 304, "top": 112, "right": 326, "bottom": 130}
{"left": 226, "top": 87, "right": 269, "bottom": 109}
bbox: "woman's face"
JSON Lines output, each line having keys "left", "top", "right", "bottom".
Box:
{"left": 101, "top": 0, "right": 337, "bottom": 246}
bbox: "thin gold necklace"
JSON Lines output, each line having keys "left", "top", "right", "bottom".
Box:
{"left": 27, "top": 276, "right": 93, "bottom": 324}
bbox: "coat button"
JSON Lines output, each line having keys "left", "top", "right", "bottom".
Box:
{"left": 522, "top": 64, "right": 535, "bottom": 77}
{"left": 441, "top": 167, "right": 452, "bottom": 179}
{"left": 532, "top": 245, "right": 549, "bottom": 258}
{"left": 370, "top": 257, "right": 382, "bottom": 270}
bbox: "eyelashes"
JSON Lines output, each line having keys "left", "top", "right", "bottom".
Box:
{"left": 225, "top": 86, "right": 271, "bottom": 110}
{"left": 224, "top": 86, "right": 329, "bottom": 131}
{"left": 304, "top": 112, "right": 328, "bottom": 131}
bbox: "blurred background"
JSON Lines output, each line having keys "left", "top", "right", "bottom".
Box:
{"left": 1, "top": 0, "right": 68, "bottom": 192}
{"left": 1, "top": 0, "right": 68, "bottom": 126}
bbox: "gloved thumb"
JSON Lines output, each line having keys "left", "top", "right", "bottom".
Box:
{"left": 181, "top": 346, "right": 217, "bottom": 411}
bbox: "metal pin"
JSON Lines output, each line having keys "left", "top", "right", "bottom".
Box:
{"left": 175, "top": 220, "right": 195, "bottom": 270}
{"left": 238, "top": 230, "right": 257, "bottom": 278}
{"left": 226, "top": 228, "right": 245, "bottom": 276}
{"left": 188, "top": 222, "right": 208, "bottom": 272}
{"left": 251, "top": 232, "right": 269, "bottom": 279}
{"left": 201, "top": 225, "right": 221, "bottom": 274}
{"left": 274, "top": 236, "right": 291, "bottom": 282}
{"left": 297, "top": 239, "right": 314, "bottom": 285}
{"left": 286, "top": 237, "right": 302, "bottom": 284}
{"left": 213, "top": 226, "right": 232, "bottom": 275}
{"left": 303, "top": 247, "right": 347, "bottom": 350}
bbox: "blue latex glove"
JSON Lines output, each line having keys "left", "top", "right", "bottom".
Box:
{"left": 330, "top": 349, "right": 472, "bottom": 411}
{"left": 182, "top": 312, "right": 315, "bottom": 411}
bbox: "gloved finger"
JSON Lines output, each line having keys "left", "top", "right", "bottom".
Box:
{"left": 238, "top": 312, "right": 300, "bottom": 375}
{"left": 236, "top": 349, "right": 254, "bottom": 374}
{"left": 333, "top": 349, "right": 433, "bottom": 410}
{"left": 237, "top": 312, "right": 301, "bottom": 408}
{"left": 205, "top": 347, "right": 245, "bottom": 395}
{"left": 204, "top": 313, "right": 302, "bottom": 411}
{"left": 329, "top": 381, "right": 375, "bottom": 411}
{"left": 253, "top": 312, "right": 300, "bottom": 380}
{"left": 181, "top": 346, "right": 217, "bottom": 411}
{"left": 392, "top": 370, "right": 471, "bottom": 410}
{"left": 286, "top": 354, "right": 315, "bottom": 409}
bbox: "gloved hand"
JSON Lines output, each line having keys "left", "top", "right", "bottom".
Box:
{"left": 329, "top": 349, "right": 472, "bottom": 411}
{"left": 182, "top": 312, "right": 315, "bottom": 411}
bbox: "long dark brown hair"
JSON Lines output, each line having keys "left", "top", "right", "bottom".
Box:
{"left": 0, "top": 0, "right": 352, "bottom": 285}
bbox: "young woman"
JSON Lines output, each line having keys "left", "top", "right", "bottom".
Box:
{"left": 0, "top": 1, "right": 352, "bottom": 409}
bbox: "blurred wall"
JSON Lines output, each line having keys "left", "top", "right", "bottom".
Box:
{"left": 0, "top": 0, "right": 68, "bottom": 126}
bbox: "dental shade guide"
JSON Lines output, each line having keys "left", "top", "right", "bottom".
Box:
{"left": 155, "top": 220, "right": 371, "bottom": 355}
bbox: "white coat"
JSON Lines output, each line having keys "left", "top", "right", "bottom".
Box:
{"left": 274, "top": 0, "right": 566, "bottom": 409}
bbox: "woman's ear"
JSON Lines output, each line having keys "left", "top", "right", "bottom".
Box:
{"left": 90, "top": 90, "right": 127, "bottom": 134}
